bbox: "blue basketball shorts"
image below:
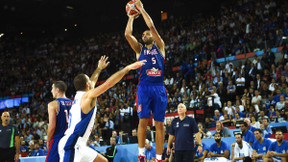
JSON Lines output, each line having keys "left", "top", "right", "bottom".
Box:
{"left": 46, "top": 137, "right": 61, "bottom": 162}
{"left": 136, "top": 84, "right": 167, "bottom": 122}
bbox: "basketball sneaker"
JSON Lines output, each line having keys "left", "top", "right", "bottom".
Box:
{"left": 137, "top": 155, "right": 146, "bottom": 162}
{"left": 155, "top": 160, "right": 163, "bottom": 162}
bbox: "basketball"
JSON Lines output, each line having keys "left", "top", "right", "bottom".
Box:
{"left": 126, "top": 1, "right": 139, "bottom": 16}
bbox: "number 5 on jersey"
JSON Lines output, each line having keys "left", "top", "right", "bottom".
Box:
{"left": 152, "top": 57, "right": 156, "bottom": 64}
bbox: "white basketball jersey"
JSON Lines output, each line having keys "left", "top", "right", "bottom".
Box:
{"left": 64, "top": 91, "right": 97, "bottom": 144}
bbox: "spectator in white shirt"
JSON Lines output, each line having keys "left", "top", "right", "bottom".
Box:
{"left": 252, "top": 90, "right": 262, "bottom": 105}
{"left": 207, "top": 88, "right": 222, "bottom": 110}
{"left": 275, "top": 95, "right": 285, "bottom": 111}
{"left": 224, "top": 101, "right": 235, "bottom": 118}
{"left": 236, "top": 73, "right": 245, "bottom": 96}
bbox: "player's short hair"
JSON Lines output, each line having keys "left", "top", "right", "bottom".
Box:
{"left": 74, "top": 74, "right": 88, "bottom": 91}
{"left": 253, "top": 129, "right": 262, "bottom": 134}
{"left": 235, "top": 132, "right": 243, "bottom": 138}
{"left": 54, "top": 81, "right": 67, "bottom": 93}
{"left": 240, "top": 121, "right": 248, "bottom": 127}
{"left": 214, "top": 132, "right": 222, "bottom": 137}
{"left": 275, "top": 129, "right": 283, "bottom": 134}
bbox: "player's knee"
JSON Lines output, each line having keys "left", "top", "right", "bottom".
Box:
{"left": 154, "top": 121, "right": 164, "bottom": 130}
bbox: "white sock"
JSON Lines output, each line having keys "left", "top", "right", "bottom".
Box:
{"left": 138, "top": 147, "right": 145, "bottom": 156}
{"left": 156, "top": 154, "right": 162, "bottom": 160}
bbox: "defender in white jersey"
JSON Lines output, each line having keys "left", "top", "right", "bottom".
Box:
{"left": 58, "top": 56, "right": 146, "bottom": 162}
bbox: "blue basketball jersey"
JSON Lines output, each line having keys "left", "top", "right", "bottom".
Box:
{"left": 46, "top": 98, "right": 72, "bottom": 162}
{"left": 138, "top": 44, "right": 164, "bottom": 85}
{"left": 253, "top": 138, "right": 272, "bottom": 157}
{"left": 54, "top": 98, "right": 72, "bottom": 139}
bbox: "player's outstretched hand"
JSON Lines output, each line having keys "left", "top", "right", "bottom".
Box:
{"left": 134, "top": 0, "right": 144, "bottom": 11}
{"left": 127, "top": 60, "right": 146, "bottom": 70}
{"left": 98, "top": 55, "right": 110, "bottom": 70}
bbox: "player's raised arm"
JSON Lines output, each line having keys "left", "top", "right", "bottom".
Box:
{"left": 82, "top": 60, "right": 146, "bottom": 113}
{"left": 135, "top": 0, "right": 165, "bottom": 54}
{"left": 125, "top": 13, "right": 142, "bottom": 57}
{"left": 89, "top": 55, "right": 110, "bottom": 88}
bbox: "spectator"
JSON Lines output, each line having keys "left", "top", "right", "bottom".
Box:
{"left": 207, "top": 89, "right": 222, "bottom": 110}
{"left": 30, "top": 143, "right": 45, "bottom": 156}
{"left": 20, "top": 141, "right": 29, "bottom": 153}
{"left": 223, "top": 101, "right": 235, "bottom": 119}
{"left": 250, "top": 116, "right": 260, "bottom": 129}
{"left": 244, "top": 118, "right": 257, "bottom": 132}
{"left": 198, "top": 123, "right": 212, "bottom": 139}
{"left": 91, "top": 134, "right": 101, "bottom": 147}
{"left": 257, "top": 111, "right": 268, "bottom": 123}
{"left": 210, "top": 110, "right": 224, "bottom": 122}
{"left": 129, "top": 129, "right": 138, "bottom": 144}
{"left": 214, "top": 121, "right": 231, "bottom": 137}
{"left": 260, "top": 118, "right": 272, "bottom": 138}
{"left": 235, "top": 73, "right": 245, "bottom": 96}
{"left": 275, "top": 95, "right": 285, "bottom": 111}
{"left": 112, "top": 131, "right": 121, "bottom": 145}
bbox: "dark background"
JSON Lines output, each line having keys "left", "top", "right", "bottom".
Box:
{"left": 0, "top": 0, "right": 230, "bottom": 35}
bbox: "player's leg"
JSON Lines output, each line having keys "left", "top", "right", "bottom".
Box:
{"left": 154, "top": 121, "right": 164, "bottom": 155}
{"left": 136, "top": 85, "right": 152, "bottom": 156}
{"left": 138, "top": 118, "right": 149, "bottom": 150}
{"left": 46, "top": 138, "right": 60, "bottom": 162}
{"left": 93, "top": 153, "right": 108, "bottom": 162}
{"left": 152, "top": 86, "right": 167, "bottom": 159}
{"left": 79, "top": 144, "right": 107, "bottom": 162}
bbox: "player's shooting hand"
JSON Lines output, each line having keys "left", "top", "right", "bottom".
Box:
{"left": 98, "top": 55, "right": 110, "bottom": 70}
{"left": 128, "top": 12, "right": 140, "bottom": 19}
{"left": 231, "top": 143, "right": 235, "bottom": 148}
{"left": 134, "top": 0, "right": 144, "bottom": 11}
{"left": 127, "top": 60, "right": 146, "bottom": 70}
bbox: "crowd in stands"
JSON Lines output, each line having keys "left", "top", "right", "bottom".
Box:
{"left": 0, "top": 0, "right": 288, "bottom": 157}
